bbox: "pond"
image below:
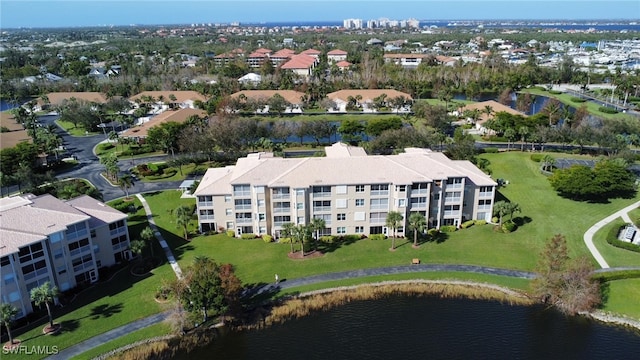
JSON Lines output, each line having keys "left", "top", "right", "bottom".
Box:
{"left": 181, "top": 294, "right": 640, "bottom": 359}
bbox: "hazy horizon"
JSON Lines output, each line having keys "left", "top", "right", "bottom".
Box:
{"left": 1, "top": 0, "right": 639, "bottom": 29}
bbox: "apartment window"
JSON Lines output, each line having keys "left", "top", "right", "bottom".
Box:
{"left": 258, "top": 213, "right": 266, "bottom": 221}
{"left": 336, "top": 185, "right": 347, "bottom": 194}
{"left": 233, "top": 185, "right": 251, "bottom": 197}
{"left": 18, "top": 243, "right": 45, "bottom": 263}
{"left": 371, "top": 184, "right": 389, "bottom": 196}
{"left": 296, "top": 202, "right": 304, "bottom": 210}
{"left": 313, "top": 200, "right": 331, "bottom": 212}
{"left": 395, "top": 185, "right": 406, "bottom": 192}
{"left": 235, "top": 198, "right": 252, "bottom": 210}
{"left": 337, "top": 213, "right": 346, "bottom": 221}
{"left": 1, "top": 256, "right": 10, "bottom": 267}
{"left": 398, "top": 199, "right": 406, "bottom": 207}
{"left": 235, "top": 212, "right": 252, "bottom": 221}
{"left": 336, "top": 227, "right": 346, "bottom": 234}
{"left": 370, "top": 198, "right": 388, "bottom": 210}
{"left": 479, "top": 199, "right": 492, "bottom": 205}
{"left": 274, "top": 216, "right": 291, "bottom": 224}
{"left": 57, "top": 265, "right": 67, "bottom": 275}
{"left": 111, "top": 235, "right": 128, "bottom": 251}
{"left": 411, "top": 183, "right": 428, "bottom": 190}
{"left": 257, "top": 199, "right": 265, "bottom": 207}
{"left": 296, "top": 189, "right": 305, "bottom": 196}
{"left": 355, "top": 199, "right": 365, "bottom": 207}
{"left": 198, "top": 195, "right": 213, "bottom": 206}
{"left": 411, "top": 197, "right": 427, "bottom": 205}
{"left": 297, "top": 217, "right": 305, "bottom": 224}
{"left": 312, "top": 186, "right": 331, "bottom": 197}
{"left": 22, "top": 259, "right": 47, "bottom": 281}
{"left": 226, "top": 221, "right": 234, "bottom": 229}
{"left": 272, "top": 187, "right": 290, "bottom": 198}
{"left": 315, "top": 214, "right": 332, "bottom": 225}
{"left": 259, "top": 226, "right": 267, "bottom": 234}
{"left": 68, "top": 238, "right": 90, "bottom": 257}
{"left": 90, "top": 230, "right": 96, "bottom": 238}
{"left": 226, "top": 208, "right": 232, "bottom": 216}
{"left": 49, "top": 231, "right": 64, "bottom": 243}
{"left": 370, "top": 212, "right": 388, "bottom": 222}
{"left": 72, "top": 254, "right": 93, "bottom": 273}
{"left": 53, "top": 249, "right": 64, "bottom": 259}
{"left": 336, "top": 199, "right": 347, "bottom": 208}
{"left": 480, "top": 186, "right": 493, "bottom": 193}
{"left": 447, "top": 178, "right": 463, "bottom": 185}
{"left": 355, "top": 226, "right": 364, "bottom": 234}
{"left": 3, "top": 273, "right": 15, "bottom": 285}
{"left": 255, "top": 186, "right": 265, "bottom": 194}
{"left": 433, "top": 193, "right": 440, "bottom": 201}
{"left": 273, "top": 202, "right": 291, "bottom": 213}
{"left": 355, "top": 185, "right": 365, "bottom": 193}
{"left": 354, "top": 212, "right": 366, "bottom": 221}
{"left": 224, "top": 195, "right": 232, "bottom": 203}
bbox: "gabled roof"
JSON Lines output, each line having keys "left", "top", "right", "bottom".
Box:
{"left": 247, "top": 51, "right": 269, "bottom": 58}
{"left": 383, "top": 53, "right": 430, "bottom": 59}
{"left": 230, "top": 90, "right": 306, "bottom": 105}
{"left": 65, "top": 195, "right": 128, "bottom": 228}
{"left": 271, "top": 48, "right": 296, "bottom": 58}
{"left": 300, "top": 49, "right": 321, "bottom": 56}
{"left": 281, "top": 54, "right": 317, "bottom": 70}
{"left": 129, "top": 91, "right": 208, "bottom": 104}
{"left": 336, "top": 60, "right": 352, "bottom": 68}
{"left": 121, "top": 108, "right": 207, "bottom": 138}
{"left": 327, "top": 49, "right": 348, "bottom": 55}
{"left": 458, "top": 100, "right": 527, "bottom": 125}
{"left": 41, "top": 92, "right": 109, "bottom": 106}
{"left": 254, "top": 47, "right": 273, "bottom": 55}
{"left": 327, "top": 89, "right": 413, "bottom": 102}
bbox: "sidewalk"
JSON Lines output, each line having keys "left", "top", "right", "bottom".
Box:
{"left": 583, "top": 200, "right": 640, "bottom": 269}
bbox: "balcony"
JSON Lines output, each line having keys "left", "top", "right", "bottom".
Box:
{"left": 443, "top": 210, "right": 461, "bottom": 217}
{"left": 272, "top": 193, "right": 290, "bottom": 200}
{"left": 411, "top": 189, "right": 428, "bottom": 195}
{"left": 479, "top": 191, "right": 493, "bottom": 198}
{"left": 273, "top": 207, "right": 291, "bottom": 214}
{"left": 198, "top": 201, "right": 213, "bottom": 207}
{"left": 235, "top": 204, "right": 251, "bottom": 211}
{"left": 312, "top": 192, "right": 331, "bottom": 198}
{"left": 371, "top": 190, "right": 389, "bottom": 197}
{"left": 313, "top": 206, "right": 332, "bottom": 212}
{"left": 199, "top": 214, "right": 215, "bottom": 220}
{"left": 444, "top": 197, "right": 461, "bottom": 204}
{"left": 477, "top": 205, "right": 492, "bottom": 211}
{"left": 235, "top": 218, "right": 252, "bottom": 224}
{"left": 69, "top": 244, "right": 91, "bottom": 257}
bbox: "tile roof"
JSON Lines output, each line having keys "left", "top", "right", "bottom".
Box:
{"left": 383, "top": 54, "right": 431, "bottom": 59}
{"left": 281, "top": 54, "right": 317, "bottom": 70}
{"left": 230, "top": 90, "right": 306, "bottom": 105}
{"left": 336, "top": 60, "right": 352, "bottom": 68}
{"left": 300, "top": 49, "right": 321, "bottom": 56}
{"left": 271, "top": 48, "right": 296, "bottom": 58}
{"left": 254, "top": 48, "right": 273, "bottom": 54}
{"left": 327, "top": 89, "right": 413, "bottom": 102}
{"left": 0, "top": 112, "right": 25, "bottom": 132}
{"left": 459, "top": 100, "right": 527, "bottom": 125}
{"left": 327, "top": 49, "right": 348, "bottom": 55}
{"left": 42, "top": 92, "right": 109, "bottom": 106}
{"left": 121, "top": 108, "right": 207, "bottom": 138}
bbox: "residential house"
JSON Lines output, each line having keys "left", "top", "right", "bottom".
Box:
{"left": 193, "top": 142, "right": 496, "bottom": 237}
{"left": 238, "top": 72, "right": 262, "bottom": 85}
{"left": 280, "top": 54, "right": 318, "bottom": 77}
{"left": 120, "top": 108, "right": 207, "bottom": 143}
{"left": 0, "top": 194, "right": 131, "bottom": 319}
{"left": 229, "top": 90, "right": 305, "bottom": 114}
{"left": 0, "top": 113, "right": 31, "bottom": 149}
{"left": 327, "top": 49, "right": 348, "bottom": 63}
{"left": 129, "top": 91, "right": 208, "bottom": 113}
{"left": 456, "top": 100, "right": 527, "bottom": 135}
{"left": 335, "top": 60, "right": 353, "bottom": 72}
{"left": 383, "top": 53, "right": 431, "bottom": 69}
{"left": 269, "top": 48, "right": 296, "bottom": 66}
{"left": 299, "top": 49, "right": 321, "bottom": 59}
{"left": 36, "top": 92, "right": 109, "bottom": 111}
{"left": 326, "top": 89, "right": 413, "bottom": 113}
{"left": 246, "top": 51, "right": 270, "bottom": 68}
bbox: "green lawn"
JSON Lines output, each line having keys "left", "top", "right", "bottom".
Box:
{"left": 55, "top": 120, "right": 99, "bottom": 137}
{"left": 94, "top": 142, "right": 164, "bottom": 160}
{"left": 69, "top": 322, "right": 173, "bottom": 360}
{"left": 519, "top": 88, "right": 635, "bottom": 121}
{"left": 600, "top": 279, "right": 640, "bottom": 320}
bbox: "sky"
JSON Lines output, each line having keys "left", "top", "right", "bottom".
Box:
{"left": 1, "top": 0, "right": 639, "bottom": 28}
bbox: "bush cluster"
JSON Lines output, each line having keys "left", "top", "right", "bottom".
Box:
{"left": 240, "top": 233, "right": 257, "bottom": 239}
{"left": 121, "top": 145, "right": 154, "bottom": 157}
{"left": 460, "top": 220, "right": 475, "bottom": 229}
{"left": 474, "top": 219, "right": 487, "bottom": 226}
{"left": 369, "top": 234, "right": 386, "bottom": 241}
{"left": 598, "top": 106, "right": 618, "bottom": 114}
{"left": 262, "top": 234, "right": 273, "bottom": 243}
{"left": 483, "top": 147, "right": 500, "bottom": 153}
{"left": 530, "top": 154, "right": 543, "bottom": 162}
{"left": 226, "top": 230, "right": 235, "bottom": 237}
{"left": 440, "top": 225, "right": 457, "bottom": 233}
{"left": 501, "top": 220, "right": 517, "bottom": 233}
{"left": 548, "top": 90, "right": 562, "bottom": 95}
{"left": 570, "top": 97, "right": 587, "bottom": 103}
{"left": 111, "top": 199, "right": 135, "bottom": 213}
{"left": 427, "top": 228, "right": 440, "bottom": 237}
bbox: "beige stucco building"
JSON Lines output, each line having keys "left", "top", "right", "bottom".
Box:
{"left": 193, "top": 143, "right": 496, "bottom": 238}
{"left": 0, "top": 194, "right": 130, "bottom": 319}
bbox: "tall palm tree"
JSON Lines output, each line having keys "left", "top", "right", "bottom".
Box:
{"left": 507, "top": 202, "right": 522, "bottom": 221}
{"left": 493, "top": 201, "right": 510, "bottom": 226}
{"left": 386, "top": 211, "right": 404, "bottom": 250}
{"left": 309, "top": 217, "right": 326, "bottom": 250}
{"left": 518, "top": 126, "right": 529, "bottom": 151}
{"left": 294, "top": 224, "right": 312, "bottom": 257}
{"left": 30, "top": 282, "right": 59, "bottom": 329}
{"left": 0, "top": 303, "right": 18, "bottom": 345}
{"left": 129, "top": 240, "right": 146, "bottom": 261}
{"left": 408, "top": 212, "right": 427, "bottom": 248}
{"left": 175, "top": 205, "right": 194, "bottom": 240}
{"left": 140, "top": 226, "right": 155, "bottom": 258}
{"left": 541, "top": 155, "right": 555, "bottom": 172}
{"left": 281, "top": 222, "right": 296, "bottom": 254}
{"left": 117, "top": 175, "right": 134, "bottom": 199}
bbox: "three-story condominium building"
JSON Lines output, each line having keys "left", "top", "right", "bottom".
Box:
{"left": 0, "top": 194, "right": 131, "bottom": 319}
{"left": 194, "top": 143, "right": 496, "bottom": 238}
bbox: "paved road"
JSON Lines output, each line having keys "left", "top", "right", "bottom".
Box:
{"left": 583, "top": 200, "right": 640, "bottom": 269}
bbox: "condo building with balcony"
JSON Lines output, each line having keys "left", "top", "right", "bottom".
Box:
{"left": 0, "top": 194, "right": 131, "bottom": 319}
{"left": 193, "top": 143, "right": 496, "bottom": 238}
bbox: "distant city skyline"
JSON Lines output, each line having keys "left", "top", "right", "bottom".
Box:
{"left": 1, "top": 0, "right": 639, "bottom": 29}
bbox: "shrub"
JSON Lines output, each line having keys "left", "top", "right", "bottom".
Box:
{"left": 492, "top": 216, "right": 499, "bottom": 223}
{"left": 483, "top": 147, "right": 499, "bottom": 153}
{"left": 460, "top": 220, "right": 475, "bottom": 229}
{"left": 427, "top": 228, "right": 440, "bottom": 237}
{"left": 226, "top": 230, "right": 235, "bottom": 238}
{"left": 342, "top": 234, "right": 361, "bottom": 242}
{"left": 240, "top": 233, "right": 257, "bottom": 239}
{"left": 320, "top": 235, "right": 338, "bottom": 243}
{"left": 440, "top": 225, "right": 457, "bottom": 233}
{"left": 570, "top": 97, "right": 587, "bottom": 103}
{"left": 474, "top": 219, "right": 487, "bottom": 226}
{"left": 279, "top": 237, "right": 293, "bottom": 244}
{"left": 501, "top": 220, "right": 518, "bottom": 233}
{"left": 606, "top": 224, "right": 640, "bottom": 253}
{"left": 598, "top": 106, "right": 618, "bottom": 114}
{"left": 262, "top": 234, "right": 273, "bottom": 243}
{"left": 530, "top": 154, "right": 543, "bottom": 162}
{"left": 549, "top": 90, "right": 562, "bottom": 95}
{"left": 369, "top": 234, "right": 386, "bottom": 241}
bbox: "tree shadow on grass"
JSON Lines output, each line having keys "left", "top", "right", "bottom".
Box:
{"left": 599, "top": 281, "right": 611, "bottom": 307}
{"left": 393, "top": 238, "right": 412, "bottom": 249}
{"left": 427, "top": 231, "right": 449, "bottom": 244}
{"left": 51, "top": 319, "right": 80, "bottom": 336}
{"left": 89, "top": 302, "right": 124, "bottom": 320}
{"left": 513, "top": 216, "right": 533, "bottom": 228}
{"left": 316, "top": 236, "right": 362, "bottom": 254}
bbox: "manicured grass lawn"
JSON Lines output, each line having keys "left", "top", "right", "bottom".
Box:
{"left": 69, "top": 322, "right": 173, "bottom": 360}
{"left": 627, "top": 206, "right": 640, "bottom": 225}
{"left": 55, "top": 119, "right": 99, "bottom": 137}
{"left": 520, "top": 88, "right": 634, "bottom": 121}
{"left": 94, "top": 142, "right": 164, "bottom": 160}
{"left": 600, "top": 279, "right": 640, "bottom": 320}
{"left": 592, "top": 219, "right": 640, "bottom": 267}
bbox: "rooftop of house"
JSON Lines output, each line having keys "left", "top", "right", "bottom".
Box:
{"left": 327, "top": 49, "right": 348, "bottom": 55}
{"left": 459, "top": 100, "right": 527, "bottom": 124}
{"left": 121, "top": 108, "right": 207, "bottom": 138}
{"left": 129, "top": 91, "right": 208, "bottom": 104}
{"left": 229, "top": 90, "right": 306, "bottom": 104}
{"left": 327, "top": 89, "right": 413, "bottom": 102}
{"left": 281, "top": 54, "right": 317, "bottom": 69}
{"left": 39, "top": 92, "right": 109, "bottom": 107}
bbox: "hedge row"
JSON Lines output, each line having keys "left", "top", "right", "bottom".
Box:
{"left": 598, "top": 106, "right": 619, "bottom": 114}
{"left": 570, "top": 97, "right": 587, "bottom": 103}
{"left": 607, "top": 223, "right": 640, "bottom": 253}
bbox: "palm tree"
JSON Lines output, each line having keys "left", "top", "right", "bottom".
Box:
{"left": 309, "top": 217, "right": 326, "bottom": 250}
{"left": 0, "top": 303, "right": 18, "bottom": 345}
{"left": 175, "top": 205, "right": 194, "bottom": 240}
{"left": 129, "top": 240, "right": 146, "bottom": 260}
{"left": 281, "top": 222, "right": 296, "bottom": 254}
{"left": 30, "top": 282, "right": 59, "bottom": 330}
{"left": 408, "top": 212, "right": 427, "bottom": 248}
{"left": 507, "top": 202, "right": 521, "bottom": 221}
{"left": 541, "top": 155, "right": 555, "bottom": 172}
{"left": 493, "top": 201, "right": 510, "bottom": 226}
{"left": 504, "top": 128, "right": 516, "bottom": 151}
{"left": 518, "top": 126, "right": 529, "bottom": 151}
{"left": 140, "top": 226, "right": 155, "bottom": 258}
{"left": 293, "top": 224, "right": 312, "bottom": 257}
{"left": 117, "top": 175, "right": 134, "bottom": 199}
{"left": 483, "top": 105, "right": 494, "bottom": 118}
{"left": 386, "top": 211, "right": 404, "bottom": 250}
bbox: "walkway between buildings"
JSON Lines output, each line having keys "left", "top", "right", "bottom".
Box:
{"left": 583, "top": 200, "right": 640, "bottom": 269}
{"left": 136, "top": 193, "right": 183, "bottom": 279}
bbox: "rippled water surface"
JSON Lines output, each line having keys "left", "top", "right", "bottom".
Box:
{"left": 185, "top": 295, "right": 640, "bottom": 359}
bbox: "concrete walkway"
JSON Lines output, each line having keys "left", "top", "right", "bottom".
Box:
{"left": 583, "top": 200, "right": 640, "bottom": 269}
{"left": 136, "top": 194, "right": 183, "bottom": 279}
